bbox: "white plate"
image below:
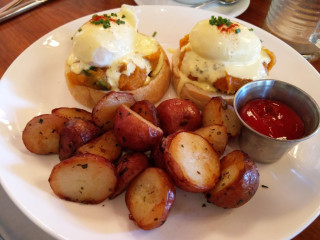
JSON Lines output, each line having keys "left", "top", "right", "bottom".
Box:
{"left": 1, "top": 5, "right": 320, "bottom": 240}
{"left": 134, "top": 0, "right": 250, "bottom": 17}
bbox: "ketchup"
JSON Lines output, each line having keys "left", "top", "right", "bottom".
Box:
{"left": 239, "top": 99, "right": 305, "bottom": 140}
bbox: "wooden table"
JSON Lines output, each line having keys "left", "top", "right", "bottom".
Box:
{"left": 0, "top": 0, "right": 319, "bottom": 239}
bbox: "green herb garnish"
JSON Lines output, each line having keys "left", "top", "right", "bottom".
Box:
{"left": 209, "top": 16, "right": 232, "bottom": 27}
{"left": 90, "top": 12, "right": 125, "bottom": 29}
{"left": 115, "top": 19, "right": 125, "bottom": 25}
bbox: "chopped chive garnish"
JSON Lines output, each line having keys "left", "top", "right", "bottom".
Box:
{"left": 209, "top": 16, "right": 232, "bottom": 27}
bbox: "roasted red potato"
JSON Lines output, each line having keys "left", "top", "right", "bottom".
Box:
{"left": 194, "top": 125, "right": 228, "bottom": 156}
{"left": 130, "top": 100, "right": 160, "bottom": 126}
{"left": 59, "top": 119, "right": 101, "bottom": 160}
{"left": 163, "top": 131, "right": 220, "bottom": 192}
{"left": 126, "top": 167, "right": 175, "bottom": 230}
{"left": 52, "top": 107, "right": 92, "bottom": 121}
{"left": 205, "top": 150, "right": 259, "bottom": 208}
{"left": 49, "top": 153, "right": 117, "bottom": 204}
{"left": 92, "top": 91, "right": 135, "bottom": 131}
{"left": 202, "top": 97, "right": 242, "bottom": 137}
{"left": 76, "top": 130, "right": 122, "bottom": 163}
{"left": 156, "top": 98, "right": 201, "bottom": 135}
{"left": 150, "top": 142, "right": 166, "bottom": 170}
{"left": 114, "top": 104, "right": 163, "bottom": 152}
{"left": 109, "top": 152, "right": 150, "bottom": 199}
{"left": 22, "top": 114, "right": 68, "bottom": 154}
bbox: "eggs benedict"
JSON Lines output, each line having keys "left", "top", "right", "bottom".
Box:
{"left": 172, "top": 16, "right": 276, "bottom": 109}
{"left": 66, "top": 5, "right": 171, "bottom": 108}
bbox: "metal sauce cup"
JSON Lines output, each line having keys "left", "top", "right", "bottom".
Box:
{"left": 234, "top": 79, "right": 320, "bottom": 164}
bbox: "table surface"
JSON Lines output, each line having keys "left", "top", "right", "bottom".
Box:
{"left": 0, "top": 0, "right": 319, "bottom": 239}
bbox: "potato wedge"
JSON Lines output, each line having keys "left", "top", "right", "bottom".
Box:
{"left": 109, "top": 152, "right": 150, "bottom": 199}
{"left": 125, "top": 167, "right": 175, "bottom": 230}
{"left": 76, "top": 130, "right": 122, "bottom": 163}
{"left": 194, "top": 125, "right": 228, "bottom": 156}
{"left": 206, "top": 150, "right": 259, "bottom": 208}
{"left": 222, "top": 103, "right": 242, "bottom": 137}
{"left": 52, "top": 107, "right": 92, "bottom": 121}
{"left": 59, "top": 119, "right": 101, "bottom": 160}
{"left": 49, "top": 153, "right": 117, "bottom": 204}
{"left": 92, "top": 91, "right": 135, "bottom": 131}
{"left": 156, "top": 98, "right": 201, "bottom": 135}
{"left": 163, "top": 131, "right": 220, "bottom": 192}
{"left": 150, "top": 142, "right": 166, "bottom": 170}
{"left": 202, "top": 97, "right": 223, "bottom": 126}
{"left": 22, "top": 114, "right": 68, "bottom": 154}
{"left": 130, "top": 100, "right": 160, "bottom": 127}
{"left": 202, "top": 97, "right": 242, "bottom": 137}
{"left": 114, "top": 104, "right": 163, "bottom": 152}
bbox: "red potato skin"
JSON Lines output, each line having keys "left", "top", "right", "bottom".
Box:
{"left": 125, "top": 168, "right": 176, "bottom": 230}
{"left": 206, "top": 150, "right": 260, "bottom": 208}
{"left": 156, "top": 98, "right": 201, "bottom": 135}
{"left": 162, "top": 131, "right": 220, "bottom": 192}
{"left": 49, "top": 153, "right": 117, "bottom": 204}
{"left": 92, "top": 91, "right": 136, "bottom": 131}
{"left": 22, "top": 114, "right": 68, "bottom": 155}
{"left": 51, "top": 107, "right": 93, "bottom": 122}
{"left": 114, "top": 104, "right": 163, "bottom": 152}
{"left": 109, "top": 152, "right": 150, "bottom": 199}
{"left": 150, "top": 142, "right": 166, "bottom": 170}
{"left": 162, "top": 132, "right": 197, "bottom": 192}
{"left": 59, "top": 119, "right": 101, "bottom": 160}
{"left": 130, "top": 100, "right": 160, "bottom": 127}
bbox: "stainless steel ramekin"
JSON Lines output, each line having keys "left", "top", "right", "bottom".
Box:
{"left": 234, "top": 79, "right": 320, "bottom": 164}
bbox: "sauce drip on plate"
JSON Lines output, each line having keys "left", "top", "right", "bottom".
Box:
{"left": 239, "top": 99, "right": 305, "bottom": 140}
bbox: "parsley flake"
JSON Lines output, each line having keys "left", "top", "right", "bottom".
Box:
{"left": 77, "top": 163, "right": 88, "bottom": 169}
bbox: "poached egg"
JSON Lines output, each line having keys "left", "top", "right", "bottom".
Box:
{"left": 179, "top": 16, "right": 273, "bottom": 93}
{"left": 67, "top": 5, "right": 160, "bottom": 90}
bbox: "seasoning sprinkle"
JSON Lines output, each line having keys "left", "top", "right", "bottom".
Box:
{"left": 77, "top": 163, "right": 88, "bottom": 169}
